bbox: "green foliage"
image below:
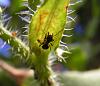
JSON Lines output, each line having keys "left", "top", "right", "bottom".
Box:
{"left": 28, "top": 0, "right": 41, "bottom": 11}
{"left": 28, "top": 0, "right": 70, "bottom": 85}
{"left": 29, "top": 0, "right": 70, "bottom": 52}
{"left": 0, "top": 0, "right": 100, "bottom": 86}
{"left": 0, "top": 0, "right": 70, "bottom": 86}
{"left": 65, "top": 44, "right": 87, "bottom": 70}
{"left": 0, "top": 70, "right": 17, "bottom": 86}
{"left": 59, "top": 70, "right": 100, "bottom": 86}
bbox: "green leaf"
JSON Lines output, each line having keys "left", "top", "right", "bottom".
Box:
{"left": 28, "top": 0, "right": 70, "bottom": 85}
{"left": 29, "top": 0, "right": 70, "bottom": 53}
{"left": 28, "top": 0, "right": 41, "bottom": 11}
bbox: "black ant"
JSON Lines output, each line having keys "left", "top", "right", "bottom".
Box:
{"left": 37, "top": 32, "right": 54, "bottom": 49}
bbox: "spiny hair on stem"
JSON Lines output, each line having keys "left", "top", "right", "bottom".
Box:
{"left": 56, "top": 0, "right": 81, "bottom": 62}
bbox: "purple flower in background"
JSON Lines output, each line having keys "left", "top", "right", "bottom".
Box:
{"left": 0, "top": 38, "right": 11, "bottom": 58}
{"left": 74, "top": 23, "right": 84, "bottom": 36}
{"left": 0, "top": 0, "right": 10, "bottom": 7}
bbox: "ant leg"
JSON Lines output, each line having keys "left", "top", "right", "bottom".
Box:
{"left": 49, "top": 43, "right": 53, "bottom": 50}
{"left": 50, "top": 43, "right": 53, "bottom": 46}
{"left": 37, "top": 39, "right": 43, "bottom": 47}
{"left": 48, "top": 32, "right": 49, "bottom": 35}
{"left": 44, "top": 32, "right": 48, "bottom": 39}
{"left": 39, "top": 44, "right": 42, "bottom": 47}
